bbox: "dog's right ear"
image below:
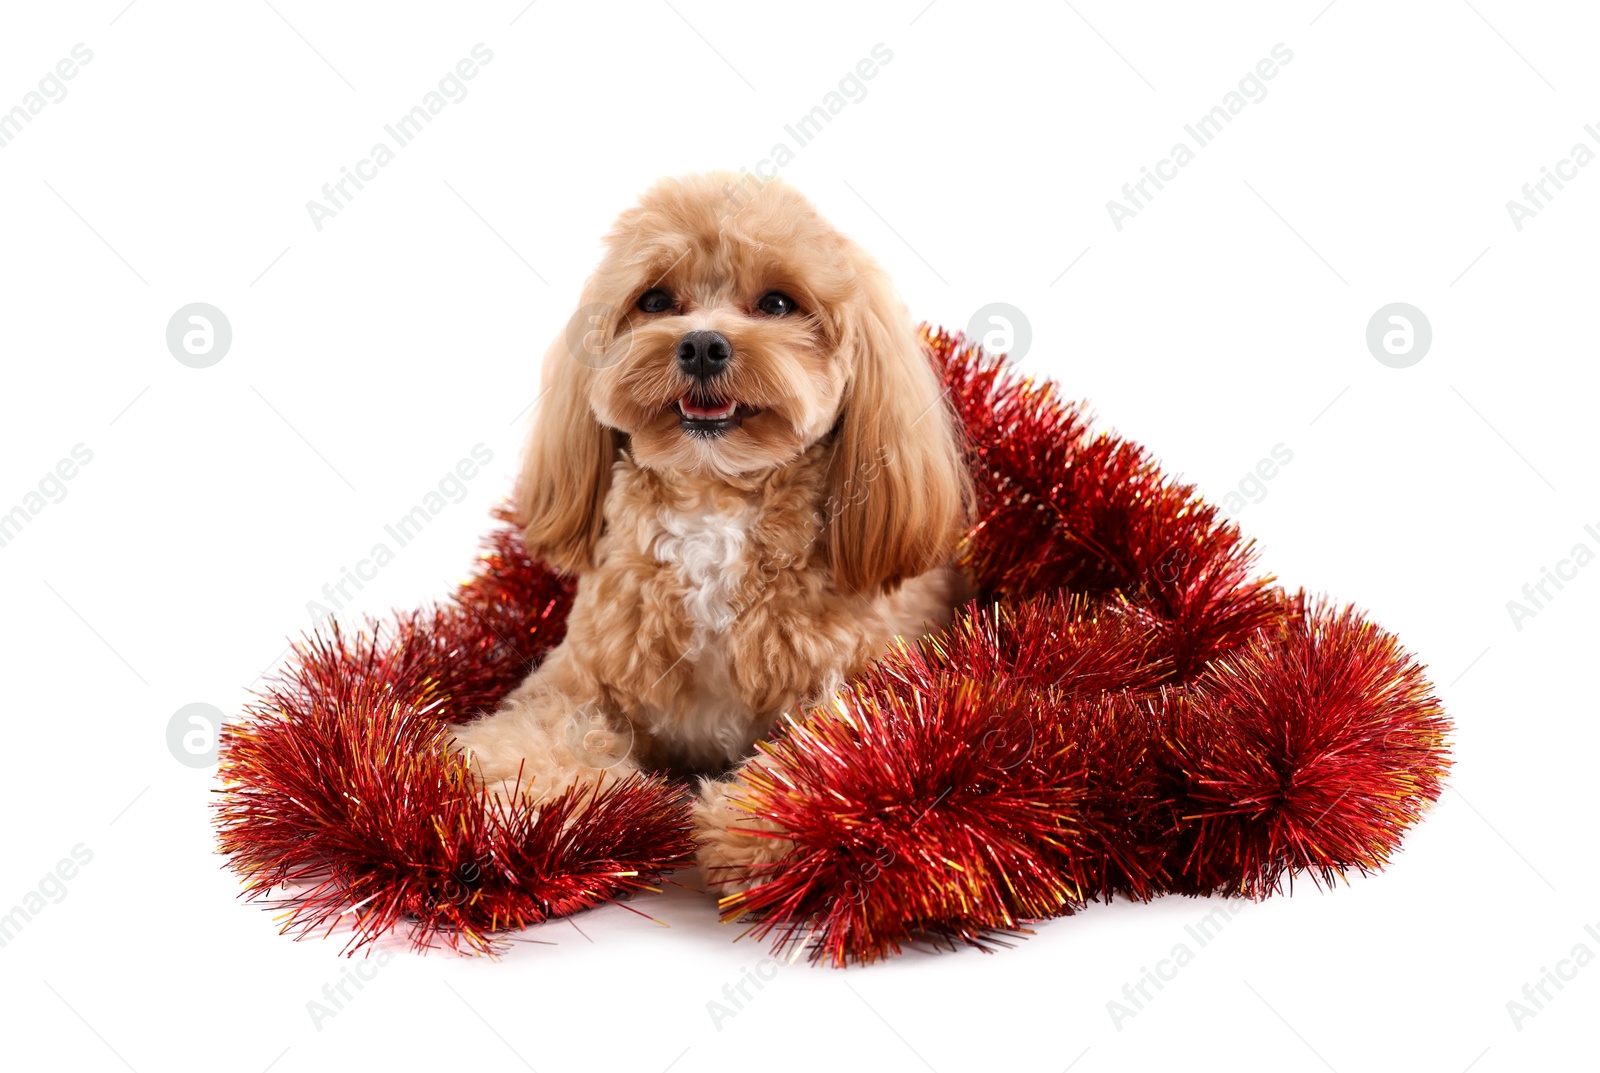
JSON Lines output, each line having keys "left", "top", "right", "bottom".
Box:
{"left": 512, "top": 297, "right": 621, "bottom": 575}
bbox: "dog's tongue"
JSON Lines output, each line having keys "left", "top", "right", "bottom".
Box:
{"left": 679, "top": 395, "right": 737, "bottom": 420}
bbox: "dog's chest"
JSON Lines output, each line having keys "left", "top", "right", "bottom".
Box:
{"left": 650, "top": 501, "right": 755, "bottom": 641}
{"left": 634, "top": 499, "right": 766, "bottom": 762}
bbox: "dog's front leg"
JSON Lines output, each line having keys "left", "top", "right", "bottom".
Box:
{"left": 693, "top": 757, "right": 795, "bottom": 898}
{"left": 450, "top": 647, "right": 638, "bottom": 805}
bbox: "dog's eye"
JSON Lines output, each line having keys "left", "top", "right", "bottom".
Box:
{"left": 637, "top": 289, "right": 674, "bottom": 314}
{"left": 756, "top": 291, "right": 797, "bottom": 316}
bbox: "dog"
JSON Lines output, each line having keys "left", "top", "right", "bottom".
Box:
{"left": 450, "top": 173, "right": 972, "bottom": 892}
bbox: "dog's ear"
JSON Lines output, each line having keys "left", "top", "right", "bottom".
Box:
{"left": 512, "top": 293, "right": 622, "bottom": 575}
{"left": 824, "top": 258, "right": 971, "bottom": 593}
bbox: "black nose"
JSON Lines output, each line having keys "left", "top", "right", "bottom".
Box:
{"left": 676, "top": 330, "right": 732, "bottom": 379}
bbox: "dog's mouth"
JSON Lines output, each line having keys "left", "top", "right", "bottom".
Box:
{"left": 674, "top": 393, "right": 755, "bottom": 437}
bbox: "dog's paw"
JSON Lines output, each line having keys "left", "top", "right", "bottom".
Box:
{"left": 693, "top": 775, "right": 794, "bottom": 899}
{"left": 450, "top": 709, "right": 638, "bottom": 809}
{"left": 449, "top": 721, "right": 546, "bottom": 802}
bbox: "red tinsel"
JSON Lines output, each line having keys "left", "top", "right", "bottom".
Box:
{"left": 712, "top": 329, "right": 1450, "bottom": 963}
{"left": 215, "top": 527, "right": 696, "bottom": 955}
{"left": 214, "top": 326, "right": 1451, "bottom": 963}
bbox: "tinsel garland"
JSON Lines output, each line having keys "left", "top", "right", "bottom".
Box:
{"left": 215, "top": 526, "right": 696, "bottom": 955}
{"left": 214, "top": 326, "right": 1451, "bottom": 962}
{"left": 712, "top": 329, "right": 1450, "bottom": 963}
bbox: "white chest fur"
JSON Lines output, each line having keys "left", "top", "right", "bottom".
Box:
{"left": 644, "top": 498, "right": 762, "bottom": 763}
{"left": 653, "top": 501, "right": 753, "bottom": 640}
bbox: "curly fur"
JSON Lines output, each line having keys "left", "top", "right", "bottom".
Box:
{"left": 449, "top": 173, "right": 972, "bottom": 893}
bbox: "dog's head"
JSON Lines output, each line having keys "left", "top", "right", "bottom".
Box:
{"left": 515, "top": 173, "right": 969, "bottom": 592}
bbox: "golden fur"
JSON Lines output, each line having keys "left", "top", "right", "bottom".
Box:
{"left": 450, "top": 173, "right": 971, "bottom": 893}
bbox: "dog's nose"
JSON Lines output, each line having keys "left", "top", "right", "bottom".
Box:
{"left": 676, "top": 330, "right": 732, "bottom": 379}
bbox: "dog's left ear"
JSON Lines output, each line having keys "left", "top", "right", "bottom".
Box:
{"left": 823, "top": 257, "right": 972, "bottom": 593}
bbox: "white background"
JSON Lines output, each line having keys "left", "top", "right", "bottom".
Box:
{"left": 1, "top": 1, "right": 1595, "bottom": 1070}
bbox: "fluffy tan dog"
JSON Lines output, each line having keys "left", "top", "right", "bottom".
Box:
{"left": 450, "top": 173, "right": 971, "bottom": 890}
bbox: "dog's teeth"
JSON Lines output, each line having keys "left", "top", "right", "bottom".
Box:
{"left": 678, "top": 396, "right": 738, "bottom": 420}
